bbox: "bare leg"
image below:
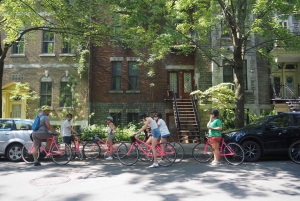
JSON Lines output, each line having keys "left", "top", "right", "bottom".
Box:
{"left": 152, "top": 138, "right": 158, "bottom": 163}
{"left": 211, "top": 142, "right": 220, "bottom": 162}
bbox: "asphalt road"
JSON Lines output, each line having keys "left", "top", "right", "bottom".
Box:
{"left": 0, "top": 156, "right": 299, "bottom": 201}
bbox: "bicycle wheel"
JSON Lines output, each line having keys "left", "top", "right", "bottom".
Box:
{"left": 157, "top": 142, "right": 176, "bottom": 167}
{"left": 51, "top": 143, "right": 72, "bottom": 165}
{"left": 117, "top": 143, "right": 139, "bottom": 166}
{"left": 192, "top": 143, "right": 213, "bottom": 163}
{"left": 21, "top": 141, "right": 39, "bottom": 164}
{"left": 223, "top": 142, "right": 245, "bottom": 165}
{"left": 138, "top": 143, "right": 153, "bottom": 162}
{"left": 169, "top": 142, "right": 185, "bottom": 163}
{"left": 83, "top": 141, "right": 101, "bottom": 159}
{"left": 71, "top": 143, "right": 84, "bottom": 160}
{"left": 289, "top": 141, "right": 300, "bottom": 164}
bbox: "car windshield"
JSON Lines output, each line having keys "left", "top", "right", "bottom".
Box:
{"left": 248, "top": 115, "right": 274, "bottom": 126}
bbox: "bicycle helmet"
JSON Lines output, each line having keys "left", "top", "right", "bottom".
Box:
{"left": 156, "top": 112, "right": 162, "bottom": 118}
{"left": 139, "top": 113, "right": 147, "bottom": 119}
{"left": 41, "top": 105, "right": 52, "bottom": 111}
{"left": 211, "top": 109, "right": 219, "bottom": 117}
{"left": 107, "top": 116, "right": 113, "bottom": 121}
{"left": 151, "top": 110, "right": 156, "bottom": 113}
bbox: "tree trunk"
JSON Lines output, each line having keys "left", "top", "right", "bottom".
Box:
{"left": 0, "top": 59, "right": 3, "bottom": 118}
{"left": 233, "top": 56, "right": 245, "bottom": 128}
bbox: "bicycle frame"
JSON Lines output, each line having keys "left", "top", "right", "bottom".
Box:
{"left": 204, "top": 137, "right": 235, "bottom": 156}
{"left": 94, "top": 136, "right": 118, "bottom": 153}
{"left": 40, "top": 137, "right": 63, "bottom": 156}
{"left": 127, "top": 135, "right": 171, "bottom": 157}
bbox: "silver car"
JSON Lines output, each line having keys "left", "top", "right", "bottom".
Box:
{"left": 0, "top": 118, "right": 33, "bottom": 162}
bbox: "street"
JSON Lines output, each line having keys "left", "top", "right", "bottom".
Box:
{"left": 0, "top": 156, "right": 299, "bottom": 201}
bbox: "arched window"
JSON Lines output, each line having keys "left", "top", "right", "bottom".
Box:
{"left": 40, "top": 76, "right": 53, "bottom": 106}
{"left": 60, "top": 76, "right": 72, "bottom": 107}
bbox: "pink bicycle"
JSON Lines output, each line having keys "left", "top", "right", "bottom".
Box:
{"left": 192, "top": 133, "right": 245, "bottom": 165}
{"left": 116, "top": 134, "right": 176, "bottom": 166}
{"left": 82, "top": 135, "right": 118, "bottom": 159}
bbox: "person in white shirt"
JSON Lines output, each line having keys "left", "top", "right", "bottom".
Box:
{"left": 154, "top": 112, "right": 170, "bottom": 143}
{"left": 62, "top": 114, "right": 78, "bottom": 145}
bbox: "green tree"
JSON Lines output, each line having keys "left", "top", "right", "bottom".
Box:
{"left": 108, "top": 0, "right": 300, "bottom": 128}
{"left": 0, "top": 0, "right": 112, "bottom": 117}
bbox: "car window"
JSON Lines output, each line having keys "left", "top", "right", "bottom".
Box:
{"left": 0, "top": 120, "right": 13, "bottom": 130}
{"left": 291, "top": 114, "right": 300, "bottom": 126}
{"left": 250, "top": 115, "right": 274, "bottom": 126}
{"left": 267, "top": 115, "right": 290, "bottom": 129}
{"left": 15, "top": 120, "right": 33, "bottom": 130}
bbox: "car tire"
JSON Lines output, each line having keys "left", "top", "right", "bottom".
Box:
{"left": 6, "top": 143, "right": 23, "bottom": 162}
{"left": 242, "top": 141, "right": 261, "bottom": 162}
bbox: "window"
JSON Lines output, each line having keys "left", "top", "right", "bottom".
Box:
{"left": 11, "top": 104, "right": 22, "bottom": 118}
{"left": 12, "top": 34, "right": 25, "bottom": 54}
{"left": 127, "top": 113, "right": 139, "bottom": 124}
{"left": 110, "top": 113, "right": 121, "bottom": 127}
{"left": 42, "top": 31, "right": 54, "bottom": 53}
{"left": 223, "top": 60, "right": 247, "bottom": 90}
{"left": 292, "top": 114, "right": 300, "bottom": 126}
{"left": 62, "top": 42, "right": 74, "bottom": 54}
{"left": 111, "top": 61, "right": 122, "bottom": 90}
{"left": 15, "top": 120, "right": 32, "bottom": 130}
{"left": 0, "top": 120, "right": 13, "bottom": 130}
{"left": 268, "top": 115, "right": 290, "bottom": 129}
{"left": 40, "top": 76, "right": 52, "bottom": 106}
{"left": 128, "top": 61, "right": 138, "bottom": 90}
{"left": 60, "top": 76, "right": 72, "bottom": 107}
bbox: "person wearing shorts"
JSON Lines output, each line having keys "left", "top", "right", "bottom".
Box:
{"left": 62, "top": 113, "right": 78, "bottom": 145}
{"left": 134, "top": 113, "right": 161, "bottom": 168}
{"left": 32, "top": 105, "right": 60, "bottom": 166}
{"left": 207, "top": 109, "right": 223, "bottom": 165}
{"left": 154, "top": 112, "right": 170, "bottom": 143}
{"left": 105, "top": 116, "right": 116, "bottom": 160}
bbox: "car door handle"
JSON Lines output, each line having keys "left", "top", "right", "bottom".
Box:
{"left": 6, "top": 133, "right": 10, "bottom": 135}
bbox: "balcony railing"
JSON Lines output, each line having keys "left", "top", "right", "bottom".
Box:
{"left": 271, "top": 84, "right": 298, "bottom": 99}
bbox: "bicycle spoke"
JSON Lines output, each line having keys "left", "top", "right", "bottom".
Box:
{"left": 51, "top": 143, "right": 72, "bottom": 165}
{"left": 169, "top": 142, "right": 185, "bottom": 163}
{"left": 223, "top": 143, "right": 245, "bottom": 165}
{"left": 21, "top": 141, "right": 39, "bottom": 164}
{"left": 157, "top": 142, "right": 176, "bottom": 167}
{"left": 83, "top": 141, "right": 101, "bottom": 159}
{"left": 117, "top": 143, "right": 139, "bottom": 166}
{"left": 192, "top": 143, "right": 213, "bottom": 163}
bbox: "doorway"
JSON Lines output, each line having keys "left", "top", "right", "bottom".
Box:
{"left": 168, "top": 71, "right": 194, "bottom": 99}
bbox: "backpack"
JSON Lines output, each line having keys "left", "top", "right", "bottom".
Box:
{"left": 32, "top": 113, "right": 46, "bottom": 131}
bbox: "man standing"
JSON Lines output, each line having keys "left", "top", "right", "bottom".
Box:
{"left": 32, "top": 105, "right": 60, "bottom": 166}
{"left": 62, "top": 113, "right": 78, "bottom": 146}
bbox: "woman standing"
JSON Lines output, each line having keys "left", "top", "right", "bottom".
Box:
{"left": 105, "top": 116, "right": 116, "bottom": 160}
{"left": 207, "top": 109, "right": 223, "bottom": 165}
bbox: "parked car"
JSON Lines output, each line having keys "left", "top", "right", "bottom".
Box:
{"left": 0, "top": 118, "right": 33, "bottom": 162}
{"left": 223, "top": 112, "right": 300, "bottom": 162}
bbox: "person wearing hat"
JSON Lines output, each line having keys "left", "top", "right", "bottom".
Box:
{"left": 207, "top": 109, "right": 222, "bottom": 165}
{"left": 105, "top": 116, "right": 116, "bottom": 160}
{"left": 32, "top": 105, "right": 60, "bottom": 166}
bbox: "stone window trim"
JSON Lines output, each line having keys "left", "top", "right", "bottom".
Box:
{"left": 9, "top": 54, "right": 25, "bottom": 58}
{"left": 57, "top": 106, "right": 74, "bottom": 111}
{"left": 125, "top": 90, "right": 140, "bottom": 93}
{"left": 59, "top": 53, "right": 76, "bottom": 57}
{"left": 109, "top": 90, "right": 124, "bottom": 93}
{"left": 110, "top": 57, "right": 124, "bottom": 61}
{"left": 126, "top": 57, "right": 140, "bottom": 61}
{"left": 39, "top": 53, "right": 56, "bottom": 57}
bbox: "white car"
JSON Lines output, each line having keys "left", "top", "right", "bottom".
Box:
{"left": 0, "top": 118, "right": 33, "bottom": 162}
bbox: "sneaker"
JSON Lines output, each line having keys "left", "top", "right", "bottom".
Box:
{"left": 210, "top": 161, "right": 220, "bottom": 166}
{"left": 34, "top": 162, "right": 41, "bottom": 166}
{"left": 44, "top": 154, "right": 51, "bottom": 159}
{"left": 158, "top": 159, "right": 164, "bottom": 164}
{"left": 149, "top": 163, "right": 159, "bottom": 168}
{"left": 105, "top": 156, "right": 113, "bottom": 160}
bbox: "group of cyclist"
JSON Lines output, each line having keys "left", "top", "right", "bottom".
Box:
{"left": 32, "top": 105, "right": 222, "bottom": 168}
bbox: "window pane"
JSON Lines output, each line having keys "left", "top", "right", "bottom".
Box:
{"left": 112, "top": 61, "right": 122, "bottom": 90}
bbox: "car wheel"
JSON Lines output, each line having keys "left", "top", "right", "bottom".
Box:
{"left": 6, "top": 143, "right": 23, "bottom": 162}
{"left": 242, "top": 141, "right": 261, "bottom": 162}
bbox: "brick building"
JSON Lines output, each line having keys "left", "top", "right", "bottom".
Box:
{"left": 2, "top": 30, "right": 89, "bottom": 128}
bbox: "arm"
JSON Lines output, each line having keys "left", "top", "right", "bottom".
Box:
{"left": 135, "top": 118, "right": 151, "bottom": 134}
{"left": 67, "top": 126, "right": 78, "bottom": 135}
{"left": 109, "top": 123, "right": 116, "bottom": 135}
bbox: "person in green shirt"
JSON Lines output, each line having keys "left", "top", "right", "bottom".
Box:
{"left": 207, "top": 109, "right": 223, "bottom": 165}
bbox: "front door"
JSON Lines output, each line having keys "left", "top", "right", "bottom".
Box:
{"left": 180, "top": 71, "right": 194, "bottom": 99}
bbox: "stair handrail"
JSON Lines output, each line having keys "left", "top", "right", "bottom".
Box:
{"left": 172, "top": 89, "right": 181, "bottom": 131}
{"left": 284, "top": 84, "right": 298, "bottom": 99}
{"left": 190, "top": 94, "right": 200, "bottom": 131}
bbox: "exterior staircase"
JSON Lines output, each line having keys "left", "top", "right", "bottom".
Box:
{"left": 173, "top": 96, "right": 200, "bottom": 143}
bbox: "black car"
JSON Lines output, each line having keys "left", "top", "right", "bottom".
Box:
{"left": 223, "top": 112, "right": 300, "bottom": 162}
